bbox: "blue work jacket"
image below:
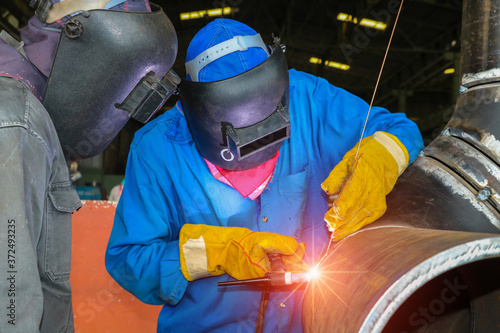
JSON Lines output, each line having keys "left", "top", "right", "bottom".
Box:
{"left": 105, "top": 69, "right": 424, "bottom": 332}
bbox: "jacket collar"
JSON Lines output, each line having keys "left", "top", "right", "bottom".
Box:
{"left": 0, "top": 38, "right": 47, "bottom": 100}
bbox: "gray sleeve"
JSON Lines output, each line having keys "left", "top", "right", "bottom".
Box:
{"left": 0, "top": 77, "right": 81, "bottom": 332}
{"left": 0, "top": 124, "right": 47, "bottom": 332}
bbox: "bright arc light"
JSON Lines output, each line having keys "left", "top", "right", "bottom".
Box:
{"left": 444, "top": 68, "right": 455, "bottom": 74}
{"left": 309, "top": 267, "right": 320, "bottom": 280}
{"left": 180, "top": 7, "right": 232, "bottom": 20}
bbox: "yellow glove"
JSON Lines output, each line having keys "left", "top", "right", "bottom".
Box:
{"left": 179, "top": 224, "right": 307, "bottom": 281}
{"left": 321, "top": 131, "right": 409, "bottom": 241}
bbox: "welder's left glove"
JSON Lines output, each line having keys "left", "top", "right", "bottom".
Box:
{"left": 321, "top": 131, "right": 409, "bottom": 241}
{"left": 179, "top": 224, "right": 307, "bottom": 281}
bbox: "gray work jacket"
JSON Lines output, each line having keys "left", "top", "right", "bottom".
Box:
{"left": 0, "top": 76, "right": 81, "bottom": 332}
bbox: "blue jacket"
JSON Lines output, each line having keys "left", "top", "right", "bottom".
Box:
{"left": 105, "top": 69, "right": 424, "bottom": 332}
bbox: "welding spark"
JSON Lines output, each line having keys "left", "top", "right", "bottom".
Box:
{"left": 313, "top": 231, "right": 336, "bottom": 271}
{"left": 314, "top": 273, "right": 352, "bottom": 310}
{"left": 309, "top": 267, "right": 320, "bottom": 280}
{"left": 303, "top": 237, "right": 368, "bottom": 313}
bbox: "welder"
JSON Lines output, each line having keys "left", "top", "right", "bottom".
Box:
{"left": 0, "top": 0, "right": 177, "bottom": 331}
{"left": 105, "top": 18, "right": 424, "bottom": 332}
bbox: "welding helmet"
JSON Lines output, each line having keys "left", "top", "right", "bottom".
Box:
{"left": 179, "top": 19, "right": 290, "bottom": 171}
{"left": 28, "top": 0, "right": 179, "bottom": 160}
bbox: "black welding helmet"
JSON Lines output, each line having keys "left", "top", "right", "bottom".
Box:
{"left": 179, "top": 19, "right": 290, "bottom": 171}
{"left": 28, "top": 0, "right": 179, "bottom": 160}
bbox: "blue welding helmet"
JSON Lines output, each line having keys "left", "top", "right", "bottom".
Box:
{"left": 179, "top": 19, "right": 290, "bottom": 171}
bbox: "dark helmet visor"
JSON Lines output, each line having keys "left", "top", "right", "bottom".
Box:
{"left": 179, "top": 39, "right": 290, "bottom": 171}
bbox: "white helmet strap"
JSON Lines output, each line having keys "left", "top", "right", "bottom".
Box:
{"left": 185, "top": 34, "right": 270, "bottom": 82}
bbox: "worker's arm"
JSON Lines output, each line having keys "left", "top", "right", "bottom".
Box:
{"left": 105, "top": 147, "right": 306, "bottom": 305}
{"left": 0, "top": 125, "right": 46, "bottom": 332}
{"left": 105, "top": 149, "right": 188, "bottom": 306}
{"left": 0, "top": 80, "right": 80, "bottom": 332}
{"left": 294, "top": 70, "right": 423, "bottom": 168}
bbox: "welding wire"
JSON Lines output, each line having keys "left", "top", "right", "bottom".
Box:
{"left": 314, "top": 232, "right": 335, "bottom": 270}
{"left": 319, "top": 1, "right": 406, "bottom": 265}
{"left": 352, "top": 0, "right": 406, "bottom": 165}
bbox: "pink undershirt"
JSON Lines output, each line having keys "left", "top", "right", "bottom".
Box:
{"left": 177, "top": 103, "right": 278, "bottom": 200}
{"left": 204, "top": 151, "right": 279, "bottom": 200}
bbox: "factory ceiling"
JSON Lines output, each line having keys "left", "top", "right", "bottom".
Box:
{"left": 0, "top": 0, "right": 464, "bottom": 171}
{"left": 167, "top": 1, "right": 461, "bottom": 101}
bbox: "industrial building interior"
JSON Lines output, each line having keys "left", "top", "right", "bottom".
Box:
{"left": 1, "top": 0, "right": 463, "bottom": 195}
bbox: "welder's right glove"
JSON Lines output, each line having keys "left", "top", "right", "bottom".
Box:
{"left": 179, "top": 224, "right": 306, "bottom": 281}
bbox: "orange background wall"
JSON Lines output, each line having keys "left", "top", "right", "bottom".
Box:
{"left": 71, "top": 201, "right": 162, "bottom": 333}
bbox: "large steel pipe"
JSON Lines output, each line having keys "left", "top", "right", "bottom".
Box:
{"left": 445, "top": 82, "right": 500, "bottom": 161}
{"left": 382, "top": 156, "right": 500, "bottom": 233}
{"left": 302, "top": 226, "right": 500, "bottom": 332}
{"left": 461, "top": 0, "right": 500, "bottom": 87}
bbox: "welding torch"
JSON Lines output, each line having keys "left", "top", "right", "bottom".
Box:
{"left": 217, "top": 253, "right": 311, "bottom": 288}
{"left": 218, "top": 253, "right": 313, "bottom": 333}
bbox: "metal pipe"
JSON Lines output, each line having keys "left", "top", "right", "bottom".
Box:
{"left": 302, "top": 1, "right": 500, "bottom": 331}
{"left": 461, "top": 0, "right": 500, "bottom": 87}
{"left": 303, "top": 226, "right": 500, "bottom": 332}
